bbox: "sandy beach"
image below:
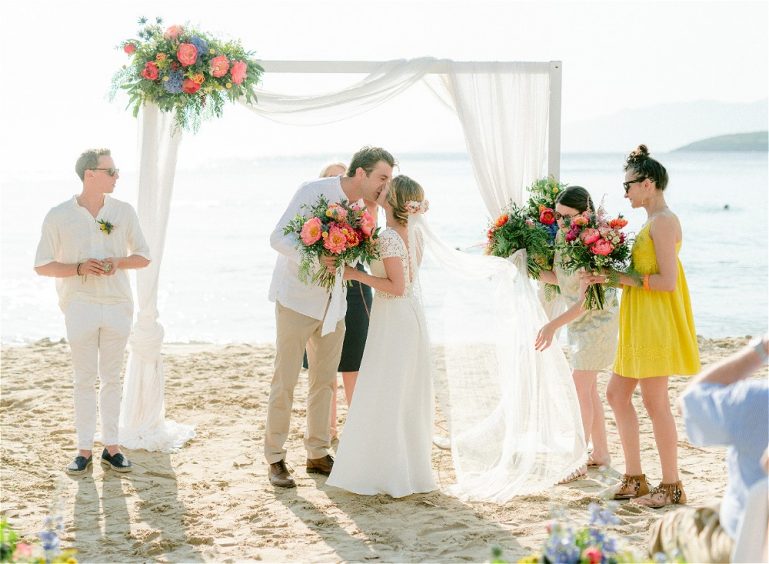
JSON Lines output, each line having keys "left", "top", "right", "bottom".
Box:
{"left": 1, "top": 336, "right": 765, "bottom": 563}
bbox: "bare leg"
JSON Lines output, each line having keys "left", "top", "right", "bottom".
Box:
{"left": 572, "top": 370, "right": 597, "bottom": 451}
{"left": 639, "top": 376, "right": 679, "bottom": 483}
{"left": 341, "top": 371, "right": 358, "bottom": 405}
{"left": 588, "top": 375, "right": 610, "bottom": 465}
{"left": 606, "top": 373, "right": 641, "bottom": 475}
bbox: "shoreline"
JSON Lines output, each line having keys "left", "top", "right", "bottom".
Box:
{"left": 1, "top": 337, "right": 766, "bottom": 562}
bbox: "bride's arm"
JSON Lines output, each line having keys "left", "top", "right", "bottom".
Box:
{"left": 344, "top": 257, "right": 406, "bottom": 296}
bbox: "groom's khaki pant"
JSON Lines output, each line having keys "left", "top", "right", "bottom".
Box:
{"left": 264, "top": 301, "right": 345, "bottom": 464}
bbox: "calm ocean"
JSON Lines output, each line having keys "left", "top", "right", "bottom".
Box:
{"left": 2, "top": 151, "right": 766, "bottom": 344}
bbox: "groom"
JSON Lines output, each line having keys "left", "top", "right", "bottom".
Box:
{"left": 265, "top": 146, "right": 395, "bottom": 487}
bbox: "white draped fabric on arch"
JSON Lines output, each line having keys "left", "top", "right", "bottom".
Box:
{"left": 120, "top": 57, "right": 585, "bottom": 500}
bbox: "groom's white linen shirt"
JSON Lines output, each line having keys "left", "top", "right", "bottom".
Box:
{"left": 269, "top": 176, "right": 348, "bottom": 321}
{"left": 35, "top": 195, "right": 151, "bottom": 311}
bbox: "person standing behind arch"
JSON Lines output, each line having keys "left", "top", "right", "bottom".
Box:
{"left": 603, "top": 145, "right": 701, "bottom": 507}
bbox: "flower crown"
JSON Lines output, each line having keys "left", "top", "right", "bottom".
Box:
{"left": 404, "top": 199, "right": 430, "bottom": 215}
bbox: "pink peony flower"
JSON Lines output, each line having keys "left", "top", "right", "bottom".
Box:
{"left": 359, "top": 211, "right": 375, "bottom": 237}
{"left": 323, "top": 225, "right": 348, "bottom": 254}
{"left": 565, "top": 226, "right": 580, "bottom": 242}
{"left": 182, "top": 78, "right": 201, "bottom": 94}
{"left": 591, "top": 238, "right": 615, "bottom": 255}
{"left": 140, "top": 62, "right": 159, "bottom": 80}
{"left": 580, "top": 228, "right": 600, "bottom": 245}
{"left": 349, "top": 200, "right": 363, "bottom": 211}
{"left": 164, "top": 25, "right": 184, "bottom": 40}
{"left": 300, "top": 217, "right": 323, "bottom": 245}
{"left": 230, "top": 60, "right": 247, "bottom": 84}
{"left": 583, "top": 547, "right": 603, "bottom": 564}
{"left": 572, "top": 215, "right": 589, "bottom": 226}
{"left": 210, "top": 55, "right": 230, "bottom": 78}
{"left": 177, "top": 43, "right": 198, "bottom": 67}
{"left": 123, "top": 43, "right": 137, "bottom": 55}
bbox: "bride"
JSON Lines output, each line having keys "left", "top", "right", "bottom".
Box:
{"left": 325, "top": 175, "right": 436, "bottom": 497}
{"left": 327, "top": 175, "right": 586, "bottom": 502}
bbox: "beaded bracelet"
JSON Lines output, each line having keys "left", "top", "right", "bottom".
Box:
{"left": 76, "top": 262, "right": 83, "bottom": 276}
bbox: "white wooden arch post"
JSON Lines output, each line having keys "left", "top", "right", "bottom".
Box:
{"left": 120, "top": 58, "right": 562, "bottom": 452}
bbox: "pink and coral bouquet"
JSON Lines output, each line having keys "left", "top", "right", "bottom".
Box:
{"left": 556, "top": 207, "right": 632, "bottom": 310}
{"left": 283, "top": 195, "right": 380, "bottom": 289}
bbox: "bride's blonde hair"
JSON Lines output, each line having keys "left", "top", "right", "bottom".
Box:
{"left": 387, "top": 175, "right": 425, "bottom": 226}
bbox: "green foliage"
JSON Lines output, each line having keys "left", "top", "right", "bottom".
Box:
{"left": 0, "top": 518, "right": 18, "bottom": 563}
{"left": 110, "top": 17, "right": 264, "bottom": 132}
{"left": 486, "top": 204, "right": 554, "bottom": 279}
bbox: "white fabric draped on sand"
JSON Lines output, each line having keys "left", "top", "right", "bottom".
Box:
{"left": 414, "top": 215, "right": 586, "bottom": 502}
{"left": 119, "top": 103, "right": 195, "bottom": 452}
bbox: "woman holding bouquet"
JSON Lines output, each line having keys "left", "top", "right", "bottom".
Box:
{"left": 604, "top": 145, "right": 700, "bottom": 508}
{"left": 535, "top": 186, "right": 618, "bottom": 481}
{"left": 326, "top": 175, "right": 437, "bottom": 497}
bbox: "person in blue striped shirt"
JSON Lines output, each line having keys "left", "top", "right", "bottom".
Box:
{"left": 648, "top": 335, "right": 769, "bottom": 562}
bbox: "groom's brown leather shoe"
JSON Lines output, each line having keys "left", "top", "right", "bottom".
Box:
{"left": 306, "top": 454, "right": 334, "bottom": 476}
{"left": 269, "top": 459, "right": 296, "bottom": 488}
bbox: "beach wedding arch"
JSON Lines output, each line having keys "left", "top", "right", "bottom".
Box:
{"left": 112, "top": 19, "right": 574, "bottom": 501}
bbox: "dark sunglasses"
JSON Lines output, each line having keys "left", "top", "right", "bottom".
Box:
{"left": 90, "top": 167, "right": 120, "bottom": 177}
{"left": 623, "top": 177, "right": 646, "bottom": 193}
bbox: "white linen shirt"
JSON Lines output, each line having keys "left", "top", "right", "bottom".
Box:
{"left": 269, "top": 176, "right": 348, "bottom": 321}
{"left": 35, "top": 195, "right": 151, "bottom": 311}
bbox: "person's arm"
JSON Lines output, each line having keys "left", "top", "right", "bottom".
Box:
{"left": 679, "top": 336, "right": 768, "bottom": 446}
{"left": 102, "top": 207, "right": 152, "bottom": 275}
{"left": 344, "top": 257, "right": 406, "bottom": 296}
{"left": 35, "top": 260, "right": 106, "bottom": 277}
{"left": 617, "top": 215, "right": 680, "bottom": 290}
{"left": 534, "top": 273, "right": 591, "bottom": 351}
{"left": 33, "top": 213, "right": 107, "bottom": 277}
{"left": 537, "top": 270, "right": 558, "bottom": 285}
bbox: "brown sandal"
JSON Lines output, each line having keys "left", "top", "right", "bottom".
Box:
{"left": 612, "top": 473, "right": 650, "bottom": 500}
{"left": 632, "top": 480, "right": 687, "bottom": 508}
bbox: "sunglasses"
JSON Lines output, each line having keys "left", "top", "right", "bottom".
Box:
{"left": 623, "top": 177, "right": 646, "bottom": 193}
{"left": 90, "top": 167, "right": 120, "bottom": 177}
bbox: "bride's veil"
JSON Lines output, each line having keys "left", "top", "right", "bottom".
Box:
{"left": 409, "top": 214, "right": 586, "bottom": 502}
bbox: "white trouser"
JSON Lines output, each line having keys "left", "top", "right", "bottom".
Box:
{"left": 64, "top": 301, "right": 133, "bottom": 450}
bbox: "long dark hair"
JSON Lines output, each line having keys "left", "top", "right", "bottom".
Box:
{"left": 624, "top": 144, "right": 669, "bottom": 191}
{"left": 555, "top": 185, "right": 594, "bottom": 214}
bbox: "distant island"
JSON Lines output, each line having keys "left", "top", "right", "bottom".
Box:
{"left": 674, "top": 131, "right": 767, "bottom": 152}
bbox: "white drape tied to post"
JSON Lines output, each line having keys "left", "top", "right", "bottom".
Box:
{"left": 120, "top": 103, "right": 195, "bottom": 452}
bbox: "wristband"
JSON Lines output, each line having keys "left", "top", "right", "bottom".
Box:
{"left": 749, "top": 336, "right": 769, "bottom": 364}
{"left": 642, "top": 274, "right": 650, "bottom": 291}
{"left": 76, "top": 262, "right": 82, "bottom": 276}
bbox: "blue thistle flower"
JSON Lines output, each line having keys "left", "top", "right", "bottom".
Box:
{"left": 163, "top": 70, "right": 184, "bottom": 94}
{"left": 189, "top": 36, "right": 209, "bottom": 56}
{"left": 38, "top": 529, "right": 60, "bottom": 552}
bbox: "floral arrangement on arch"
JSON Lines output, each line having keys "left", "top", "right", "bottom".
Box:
{"left": 110, "top": 17, "right": 264, "bottom": 132}
{"left": 283, "top": 195, "right": 380, "bottom": 289}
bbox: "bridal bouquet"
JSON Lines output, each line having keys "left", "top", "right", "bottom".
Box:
{"left": 556, "top": 207, "right": 631, "bottom": 310}
{"left": 110, "top": 17, "right": 264, "bottom": 131}
{"left": 485, "top": 203, "right": 554, "bottom": 279}
{"left": 283, "top": 195, "right": 379, "bottom": 289}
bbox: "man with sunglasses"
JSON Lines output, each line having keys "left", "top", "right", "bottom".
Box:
{"left": 34, "top": 148, "right": 150, "bottom": 475}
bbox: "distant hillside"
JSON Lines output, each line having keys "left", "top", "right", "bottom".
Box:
{"left": 563, "top": 99, "right": 767, "bottom": 152}
{"left": 673, "top": 131, "right": 768, "bottom": 151}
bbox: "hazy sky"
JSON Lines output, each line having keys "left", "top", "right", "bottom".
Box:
{"left": 0, "top": 0, "right": 766, "bottom": 174}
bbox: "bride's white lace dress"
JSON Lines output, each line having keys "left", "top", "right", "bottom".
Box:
{"left": 326, "top": 228, "right": 437, "bottom": 497}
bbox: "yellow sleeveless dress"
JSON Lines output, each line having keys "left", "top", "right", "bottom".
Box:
{"left": 613, "top": 222, "right": 700, "bottom": 378}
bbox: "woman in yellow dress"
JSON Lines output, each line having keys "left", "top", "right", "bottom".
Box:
{"left": 604, "top": 145, "right": 700, "bottom": 508}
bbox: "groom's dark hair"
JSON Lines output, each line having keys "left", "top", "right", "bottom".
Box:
{"left": 347, "top": 146, "right": 396, "bottom": 177}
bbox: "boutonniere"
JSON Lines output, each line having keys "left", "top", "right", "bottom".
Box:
{"left": 97, "top": 219, "right": 115, "bottom": 234}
